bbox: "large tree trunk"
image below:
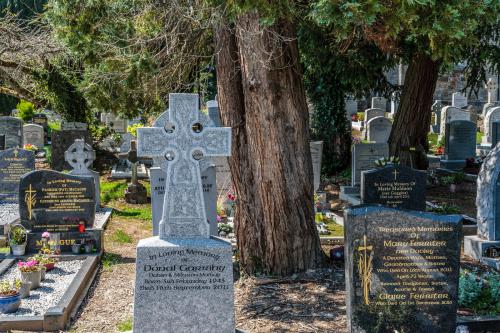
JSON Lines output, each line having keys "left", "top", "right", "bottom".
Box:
{"left": 389, "top": 53, "right": 440, "bottom": 169}
{"left": 215, "top": 12, "right": 324, "bottom": 276}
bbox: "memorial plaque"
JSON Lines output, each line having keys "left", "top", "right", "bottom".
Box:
{"left": 361, "top": 164, "right": 426, "bottom": 210}
{"left": 0, "top": 148, "right": 35, "bottom": 202}
{"left": 445, "top": 120, "right": 476, "bottom": 161}
{"left": 352, "top": 143, "right": 389, "bottom": 186}
{"left": 0, "top": 116, "right": 23, "bottom": 149}
{"left": 19, "top": 170, "right": 96, "bottom": 232}
{"left": 345, "top": 206, "right": 462, "bottom": 333}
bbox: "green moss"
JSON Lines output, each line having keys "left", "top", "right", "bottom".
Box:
{"left": 117, "top": 317, "right": 133, "bottom": 331}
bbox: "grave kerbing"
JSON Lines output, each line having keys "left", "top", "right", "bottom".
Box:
{"left": 133, "top": 93, "right": 235, "bottom": 333}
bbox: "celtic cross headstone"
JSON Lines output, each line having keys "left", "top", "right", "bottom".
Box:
{"left": 133, "top": 93, "right": 235, "bottom": 332}
{"left": 137, "top": 93, "right": 231, "bottom": 239}
{"left": 64, "top": 139, "right": 100, "bottom": 209}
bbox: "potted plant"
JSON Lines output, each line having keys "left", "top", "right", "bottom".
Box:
{"left": 17, "top": 260, "right": 42, "bottom": 289}
{"left": 84, "top": 240, "right": 93, "bottom": 254}
{"left": 441, "top": 173, "right": 465, "bottom": 193}
{"left": 30, "top": 253, "right": 57, "bottom": 272}
{"left": 0, "top": 279, "right": 21, "bottom": 313}
{"left": 8, "top": 224, "right": 27, "bottom": 256}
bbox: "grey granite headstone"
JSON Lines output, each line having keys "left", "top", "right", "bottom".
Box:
{"left": 345, "top": 206, "right": 462, "bottom": 333}
{"left": 452, "top": 92, "right": 467, "bottom": 108}
{"left": 366, "top": 116, "right": 391, "bottom": 143}
{"left": 0, "top": 148, "right": 35, "bottom": 203}
{"left": 0, "top": 116, "right": 23, "bottom": 149}
{"left": 346, "top": 98, "right": 358, "bottom": 118}
{"left": 19, "top": 169, "right": 96, "bottom": 232}
{"left": 439, "top": 106, "right": 471, "bottom": 141}
{"left": 23, "top": 124, "right": 44, "bottom": 149}
{"left": 51, "top": 129, "right": 92, "bottom": 171}
{"left": 134, "top": 93, "right": 234, "bottom": 333}
{"left": 364, "top": 108, "right": 385, "bottom": 123}
{"left": 482, "top": 106, "right": 500, "bottom": 146}
{"left": 352, "top": 143, "right": 389, "bottom": 186}
{"left": 65, "top": 139, "right": 100, "bottom": 209}
{"left": 445, "top": 120, "right": 476, "bottom": 161}
{"left": 361, "top": 164, "right": 426, "bottom": 210}
{"left": 150, "top": 162, "right": 217, "bottom": 237}
{"left": 430, "top": 101, "right": 443, "bottom": 133}
{"left": 310, "top": 141, "right": 323, "bottom": 192}
{"left": 371, "top": 97, "right": 387, "bottom": 111}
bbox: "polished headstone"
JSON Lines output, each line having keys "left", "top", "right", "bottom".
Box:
{"left": 0, "top": 148, "right": 35, "bottom": 203}
{"left": 23, "top": 124, "right": 44, "bottom": 149}
{"left": 0, "top": 116, "right": 23, "bottom": 149}
{"left": 352, "top": 143, "right": 389, "bottom": 186}
{"left": 445, "top": 120, "right": 476, "bottom": 161}
{"left": 361, "top": 164, "right": 426, "bottom": 210}
{"left": 65, "top": 139, "right": 100, "bottom": 209}
{"left": 19, "top": 170, "right": 96, "bottom": 232}
{"left": 345, "top": 205, "right": 462, "bottom": 333}
{"left": 366, "top": 116, "right": 391, "bottom": 143}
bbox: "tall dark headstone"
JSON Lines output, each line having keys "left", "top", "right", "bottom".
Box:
{"left": 19, "top": 170, "right": 96, "bottom": 232}
{"left": 441, "top": 120, "right": 476, "bottom": 170}
{"left": 345, "top": 206, "right": 462, "bottom": 333}
{"left": 0, "top": 116, "right": 23, "bottom": 149}
{"left": 0, "top": 135, "right": 5, "bottom": 150}
{"left": 361, "top": 164, "right": 426, "bottom": 210}
{"left": 0, "top": 148, "right": 35, "bottom": 203}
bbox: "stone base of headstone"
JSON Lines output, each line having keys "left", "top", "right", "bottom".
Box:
{"left": 464, "top": 235, "right": 500, "bottom": 270}
{"left": 111, "top": 162, "right": 148, "bottom": 179}
{"left": 440, "top": 159, "right": 466, "bottom": 170}
{"left": 133, "top": 236, "right": 235, "bottom": 333}
{"left": 339, "top": 186, "right": 361, "bottom": 205}
{"left": 27, "top": 229, "right": 102, "bottom": 254}
{"left": 125, "top": 183, "right": 148, "bottom": 204}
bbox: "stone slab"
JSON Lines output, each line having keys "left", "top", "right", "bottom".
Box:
{"left": 345, "top": 205, "right": 462, "bottom": 333}
{"left": 133, "top": 236, "right": 234, "bottom": 333}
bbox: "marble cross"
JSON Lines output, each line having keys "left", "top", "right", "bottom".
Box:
{"left": 64, "top": 139, "right": 95, "bottom": 175}
{"left": 137, "top": 93, "right": 231, "bottom": 239}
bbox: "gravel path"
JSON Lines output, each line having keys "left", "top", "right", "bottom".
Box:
{"left": 0, "top": 259, "right": 84, "bottom": 317}
{"left": 0, "top": 203, "right": 19, "bottom": 225}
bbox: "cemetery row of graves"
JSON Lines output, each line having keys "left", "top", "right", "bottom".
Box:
{"left": 0, "top": 89, "right": 498, "bottom": 332}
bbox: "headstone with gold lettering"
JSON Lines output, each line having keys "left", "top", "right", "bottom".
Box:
{"left": 345, "top": 205, "right": 462, "bottom": 333}
{"left": 361, "top": 164, "right": 426, "bottom": 211}
{"left": 0, "top": 148, "right": 35, "bottom": 203}
{"left": 133, "top": 93, "right": 234, "bottom": 333}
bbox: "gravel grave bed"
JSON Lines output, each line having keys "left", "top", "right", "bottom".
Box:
{"left": 94, "top": 208, "right": 112, "bottom": 229}
{"left": 0, "top": 259, "right": 84, "bottom": 317}
{"left": 0, "top": 203, "right": 19, "bottom": 225}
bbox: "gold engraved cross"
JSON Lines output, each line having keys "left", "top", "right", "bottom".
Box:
{"left": 24, "top": 184, "right": 37, "bottom": 220}
{"left": 357, "top": 235, "right": 373, "bottom": 305}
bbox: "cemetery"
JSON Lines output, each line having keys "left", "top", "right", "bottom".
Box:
{"left": 0, "top": 1, "right": 498, "bottom": 333}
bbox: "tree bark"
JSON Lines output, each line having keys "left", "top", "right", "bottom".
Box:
{"left": 389, "top": 53, "right": 440, "bottom": 169}
{"left": 215, "top": 12, "right": 324, "bottom": 276}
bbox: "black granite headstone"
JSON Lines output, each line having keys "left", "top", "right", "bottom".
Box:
{"left": 19, "top": 170, "right": 96, "bottom": 232}
{"left": 0, "top": 148, "right": 35, "bottom": 203}
{"left": 445, "top": 120, "right": 476, "bottom": 160}
{"left": 492, "top": 121, "right": 500, "bottom": 148}
{"left": 0, "top": 116, "right": 23, "bottom": 149}
{"left": 0, "top": 135, "right": 4, "bottom": 150}
{"left": 51, "top": 129, "right": 92, "bottom": 171}
{"left": 345, "top": 206, "right": 462, "bottom": 333}
{"left": 361, "top": 164, "right": 426, "bottom": 210}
